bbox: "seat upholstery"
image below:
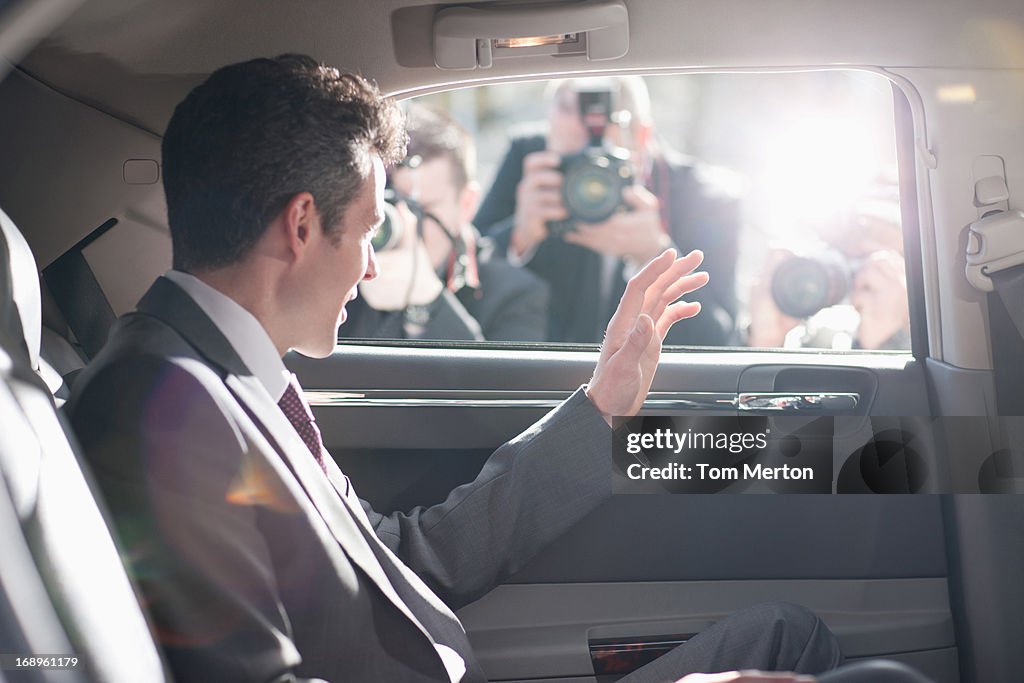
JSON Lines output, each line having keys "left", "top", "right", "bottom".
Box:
{"left": 0, "top": 359, "right": 86, "bottom": 683}
{"left": 0, "top": 209, "right": 169, "bottom": 682}
{"left": 0, "top": 208, "right": 40, "bottom": 368}
{"left": 0, "top": 208, "right": 85, "bottom": 402}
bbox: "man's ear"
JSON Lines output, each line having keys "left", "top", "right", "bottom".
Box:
{"left": 459, "top": 180, "right": 481, "bottom": 227}
{"left": 280, "top": 192, "right": 319, "bottom": 258}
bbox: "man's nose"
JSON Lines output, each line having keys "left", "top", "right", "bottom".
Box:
{"left": 364, "top": 244, "right": 379, "bottom": 281}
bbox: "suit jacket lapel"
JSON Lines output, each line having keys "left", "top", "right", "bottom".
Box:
{"left": 135, "top": 277, "right": 438, "bottom": 646}
{"left": 323, "top": 453, "right": 471, "bottom": 671}
{"left": 223, "top": 374, "right": 436, "bottom": 639}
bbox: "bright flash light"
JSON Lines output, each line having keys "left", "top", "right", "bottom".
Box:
{"left": 757, "top": 113, "right": 888, "bottom": 241}
{"left": 494, "top": 33, "right": 579, "bottom": 49}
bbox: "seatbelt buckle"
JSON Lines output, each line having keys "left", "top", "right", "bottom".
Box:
{"left": 966, "top": 209, "right": 1024, "bottom": 292}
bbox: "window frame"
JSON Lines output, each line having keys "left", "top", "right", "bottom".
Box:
{"left": 335, "top": 67, "right": 929, "bottom": 360}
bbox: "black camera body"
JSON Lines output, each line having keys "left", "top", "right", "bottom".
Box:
{"left": 547, "top": 87, "right": 634, "bottom": 238}
{"left": 771, "top": 250, "right": 862, "bottom": 319}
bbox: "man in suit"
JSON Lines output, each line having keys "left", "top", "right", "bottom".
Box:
{"left": 68, "top": 54, "right": 929, "bottom": 683}
{"left": 474, "top": 76, "right": 740, "bottom": 345}
{"left": 340, "top": 105, "right": 550, "bottom": 342}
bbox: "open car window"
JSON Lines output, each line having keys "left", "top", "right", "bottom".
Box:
{"left": 339, "top": 70, "right": 908, "bottom": 352}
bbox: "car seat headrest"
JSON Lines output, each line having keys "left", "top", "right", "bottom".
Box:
{"left": 0, "top": 208, "right": 40, "bottom": 370}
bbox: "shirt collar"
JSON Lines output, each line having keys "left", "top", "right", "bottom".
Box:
{"left": 163, "top": 270, "right": 291, "bottom": 401}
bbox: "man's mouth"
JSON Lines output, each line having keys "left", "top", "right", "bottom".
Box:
{"left": 338, "top": 292, "right": 357, "bottom": 326}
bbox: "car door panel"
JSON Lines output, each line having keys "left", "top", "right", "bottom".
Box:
{"left": 460, "top": 579, "right": 955, "bottom": 683}
{"left": 290, "top": 344, "right": 952, "bottom": 681}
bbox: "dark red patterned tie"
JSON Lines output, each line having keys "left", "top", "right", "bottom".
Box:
{"left": 278, "top": 380, "right": 329, "bottom": 475}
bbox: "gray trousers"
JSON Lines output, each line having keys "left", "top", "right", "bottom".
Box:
{"left": 619, "top": 602, "right": 933, "bottom": 683}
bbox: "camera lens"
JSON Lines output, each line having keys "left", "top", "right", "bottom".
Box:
{"left": 771, "top": 254, "right": 851, "bottom": 318}
{"left": 559, "top": 149, "right": 632, "bottom": 225}
{"left": 372, "top": 201, "right": 403, "bottom": 252}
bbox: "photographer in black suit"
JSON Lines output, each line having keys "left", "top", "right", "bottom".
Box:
{"left": 475, "top": 76, "right": 740, "bottom": 345}
{"left": 341, "top": 105, "right": 549, "bottom": 342}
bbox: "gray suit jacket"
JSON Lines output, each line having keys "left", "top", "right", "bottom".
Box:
{"left": 67, "top": 276, "right": 612, "bottom": 682}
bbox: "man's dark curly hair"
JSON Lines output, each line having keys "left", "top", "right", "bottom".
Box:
{"left": 162, "top": 54, "right": 407, "bottom": 271}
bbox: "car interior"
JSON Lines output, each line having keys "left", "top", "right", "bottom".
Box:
{"left": 2, "top": 1, "right": 1024, "bottom": 682}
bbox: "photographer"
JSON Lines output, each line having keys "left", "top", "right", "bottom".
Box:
{"left": 341, "top": 105, "right": 549, "bottom": 342}
{"left": 475, "top": 76, "right": 740, "bottom": 344}
{"left": 747, "top": 200, "right": 910, "bottom": 350}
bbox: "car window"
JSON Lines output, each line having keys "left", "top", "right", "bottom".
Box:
{"left": 339, "top": 71, "right": 909, "bottom": 351}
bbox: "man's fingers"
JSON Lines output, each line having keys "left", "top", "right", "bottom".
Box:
{"left": 605, "top": 249, "right": 678, "bottom": 345}
{"left": 519, "top": 184, "right": 568, "bottom": 223}
{"left": 608, "top": 249, "right": 702, "bottom": 347}
{"left": 657, "top": 301, "right": 702, "bottom": 340}
{"left": 523, "top": 169, "right": 564, "bottom": 190}
{"left": 541, "top": 206, "right": 570, "bottom": 221}
{"left": 523, "top": 150, "right": 562, "bottom": 172}
{"left": 537, "top": 205, "right": 569, "bottom": 219}
{"left": 642, "top": 250, "right": 705, "bottom": 319}
{"left": 660, "top": 271, "right": 710, "bottom": 307}
{"left": 648, "top": 270, "right": 709, "bottom": 331}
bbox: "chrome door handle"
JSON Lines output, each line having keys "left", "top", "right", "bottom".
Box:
{"left": 737, "top": 392, "right": 859, "bottom": 412}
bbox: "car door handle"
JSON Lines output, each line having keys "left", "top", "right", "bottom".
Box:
{"left": 737, "top": 392, "right": 860, "bottom": 412}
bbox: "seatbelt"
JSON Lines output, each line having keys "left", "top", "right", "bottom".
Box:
{"left": 41, "top": 219, "right": 119, "bottom": 359}
{"left": 966, "top": 208, "right": 1024, "bottom": 415}
{"left": 987, "top": 269, "right": 1024, "bottom": 415}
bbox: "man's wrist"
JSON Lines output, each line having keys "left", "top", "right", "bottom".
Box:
{"left": 510, "top": 227, "right": 541, "bottom": 260}
{"left": 507, "top": 236, "right": 539, "bottom": 266}
{"left": 583, "top": 383, "right": 613, "bottom": 427}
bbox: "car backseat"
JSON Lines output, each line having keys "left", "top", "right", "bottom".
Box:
{"left": 0, "top": 207, "right": 168, "bottom": 682}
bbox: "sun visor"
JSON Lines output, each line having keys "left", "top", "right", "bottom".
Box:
{"left": 433, "top": 0, "right": 628, "bottom": 70}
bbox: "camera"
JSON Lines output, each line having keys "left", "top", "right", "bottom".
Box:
{"left": 771, "top": 250, "right": 861, "bottom": 318}
{"left": 547, "top": 87, "right": 634, "bottom": 238}
{"left": 372, "top": 189, "right": 422, "bottom": 252}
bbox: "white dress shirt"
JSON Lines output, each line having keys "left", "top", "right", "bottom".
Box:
{"left": 163, "top": 270, "right": 292, "bottom": 402}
